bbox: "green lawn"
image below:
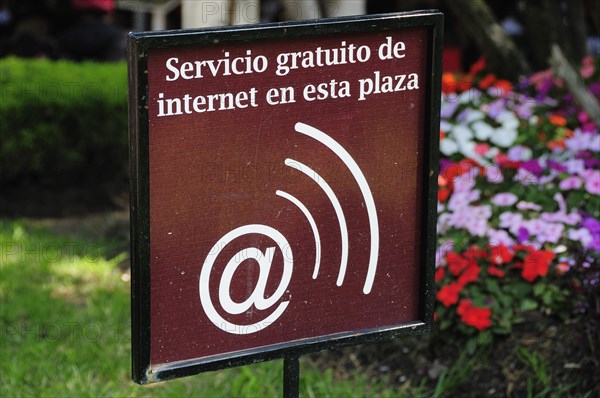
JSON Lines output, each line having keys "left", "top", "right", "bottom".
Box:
{"left": 3, "top": 219, "right": 592, "bottom": 397}
{"left": 0, "top": 220, "right": 414, "bottom": 397}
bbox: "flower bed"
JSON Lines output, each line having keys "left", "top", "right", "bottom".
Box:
{"left": 435, "top": 57, "right": 600, "bottom": 338}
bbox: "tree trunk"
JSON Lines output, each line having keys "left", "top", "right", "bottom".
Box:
{"left": 446, "top": 0, "right": 531, "bottom": 80}
{"left": 550, "top": 45, "right": 600, "bottom": 128}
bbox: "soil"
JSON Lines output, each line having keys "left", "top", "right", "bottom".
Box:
{"left": 4, "top": 186, "right": 599, "bottom": 397}
{"left": 309, "top": 311, "right": 599, "bottom": 397}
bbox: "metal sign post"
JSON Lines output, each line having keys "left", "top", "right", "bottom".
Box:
{"left": 283, "top": 356, "right": 300, "bottom": 398}
{"left": 128, "top": 10, "right": 442, "bottom": 392}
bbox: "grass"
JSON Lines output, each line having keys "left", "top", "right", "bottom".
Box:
{"left": 0, "top": 220, "right": 415, "bottom": 397}
{"left": 1, "top": 219, "right": 595, "bottom": 397}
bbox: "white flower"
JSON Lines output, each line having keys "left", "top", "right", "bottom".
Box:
{"left": 472, "top": 120, "right": 494, "bottom": 140}
{"left": 451, "top": 124, "right": 473, "bottom": 143}
{"left": 464, "top": 110, "right": 485, "bottom": 123}
{"left": 458, "top": 140, "right": 477, "bottom": 159}
{"left": 440, "top": 138, "right": 459, "bottom": 155}
{"left": 496, "top": 110, "right": 519, "bottom": 130}
{"left": 459, "top": 88, "right": 482, "bottom": 104}
{"left": 440, "top": 120, "right": 453, "bottom": 132}
{"left": 485, "top": 147, "right": 500, "bottom": 159}
{"left": 491, "top": 127, "right": 517, "bottom": 148}
{"left": 590, "top": 134, "right": 600, "bottom": 152}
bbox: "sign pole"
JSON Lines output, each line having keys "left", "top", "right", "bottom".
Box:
{"left": 283, "top": 355, "right": 300, "bottom": 398}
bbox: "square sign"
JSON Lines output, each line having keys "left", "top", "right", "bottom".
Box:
{"left": 129, "top": 11, "right": 442, "bottom": 384}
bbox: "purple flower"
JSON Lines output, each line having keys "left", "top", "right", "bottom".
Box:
{"left": 515, "top": 103, "right": 533, "bottom": 119}
{"left": 547, "top": 160, "right": 567, "bottom": 173}
{"left": 515, "top": 168, "right": 540, "bottom": 185}
{"left": 517, "top": 227, "right": 530, "bottom": 242}
{"left": 441, "top": 100, "right": 459, "bottom": 119}
{"left": 485, "top": 99, "right": 505, "bottom": 119}
{"left": 487, "top": 229, "right": 515, "bottom": 246}
{"left": 566, "top": 130, "right": 594, "bottom": 152}
{"left": 440, "top": 159, "right": 453, "bottom": 174}
{"left": 582, "top": 217, "right": 600, "bottom": 235}
{"left": 559, "top": 176, "right": 583, "bottom": 190}
{"left": 582, "top": 217, "right": 600, "bottom": 252}
{"left": 536, "top": 78, "right": 553, "bottom": 101}
{"left": 565, "top": 159, "right": 585, "bottom": 175}
{"left": 589, "top": 82, "right": 600, "bottom": 96}
{"left": 508, "top": 145, "right": 532, "bottom": 162}
{"left": 585, "top": 158, "right": 600, "bottom": 168}
{"left": 491, "top": 192, "right": 518, "bottom": 206}
{"left": 520, "top": 160, "right": 544, "bottom": 177}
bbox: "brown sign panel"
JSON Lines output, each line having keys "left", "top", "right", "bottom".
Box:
{"left": 129, "top": 11, "right": 442, "bottom": 384}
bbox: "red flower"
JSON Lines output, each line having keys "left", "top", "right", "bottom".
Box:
{"left": 442, "top": 73, "right": 458, "bottom": 94}
{"left": 487, "top": 266, "right": 505, "bottom": 278}
{"left": 479, "top": 73, "right": 496, "bottom": 89}
{"left": 489, "top": 244, "right": 514, "bottom": 265}
{"left": 457, "top": 264, "right": 480, "bottom": 287}
{"left": 438, "top": 187, "right": 451, "bottom": 202}
{"left": 555, "top": 262, "right": 569, "bottom": 276}
{"left": 494, "top": 79, "right": 513, "bottom": 94}
{"left": 435, "top": 267, "right": 446, "bottom": 282}
{"left": 513, "top": 244, "right": 536, "bottom": 253}
{"left": 436, "top": 283, "right": 462, "bottom": 307}
{"left": 438, "top": 175, "right": 450, "bottom": 202}
{"left": 463, "top": 246, "right": 487, "bottom": 261}
{"left": 447, "top": 253, "right": 470, "bottom": 276}
{"left": 458, "top": 76, "right": 473, "bottom": 92}
{"left": 469, "top": 57, "right": 486, "bottom": 75}
{"left": 457, "top": 300, "right": 492, "bottom": 330}
{"left": 549, "top": 114, "right": 567, "bottom": 126}
{"left": 522, "top": 250, "right": 555, "bottom": 282}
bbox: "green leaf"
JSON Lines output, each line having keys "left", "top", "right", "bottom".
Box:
{"left": 520, "top": 299, "right": 538, "bottom": 312}
{"left": 533, "top": 282, "right": 545, "bottom": 297}
{"left": 476, "top": 331, "right": 493, "bottom": 345}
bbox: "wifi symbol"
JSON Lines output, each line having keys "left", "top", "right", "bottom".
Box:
{"left": 276, "top": 122, "right": 380, "bottom": 294}
{"left": 199, "top": 122, "right": 380, "bottom": 335}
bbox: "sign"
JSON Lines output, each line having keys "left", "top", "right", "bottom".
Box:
{"left": 129, "top": 11, "right": 442, "bottom": 385}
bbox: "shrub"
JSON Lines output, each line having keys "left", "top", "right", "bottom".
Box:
{"left": 0, "top": 57, "right": 128, "bottom": 186}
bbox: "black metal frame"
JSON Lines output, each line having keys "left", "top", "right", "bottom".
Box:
{"left": 128, "top": 10, "right": 443, "bottom": 387}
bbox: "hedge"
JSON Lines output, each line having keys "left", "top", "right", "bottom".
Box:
{"left": 0, "top": 57, "right": 128, "bottom": 186}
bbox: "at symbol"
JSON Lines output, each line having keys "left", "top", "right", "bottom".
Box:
{"left": 199, "top": 225, "right": 293, "bottom": 335}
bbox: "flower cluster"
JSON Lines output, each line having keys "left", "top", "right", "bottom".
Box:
{"left": 435, "top": 57, "right": 599, "bottom": 335}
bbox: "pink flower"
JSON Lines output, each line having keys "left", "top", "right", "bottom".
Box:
{"left": 581, "top": 169, "right": 600, "bottom": 195}
{"left": 517, "top": 201, "right": 542, "bottom": 212}
{"left": 568, "top": 228, "right": 593, "bottom": 248}
{"left": 536, "top": 222, "right": 564, "bottom": 244}
{"left": 491, "top": 192, "right": 518, "bottom": 206}
{"left": 475, "top": 143, "right": 491, "bottom": 156}
{"left": 580, "top": 55, "right": 595, "bottom": 78}
{"left": 559, "top": 176, "right": 582, "bottom": 190}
